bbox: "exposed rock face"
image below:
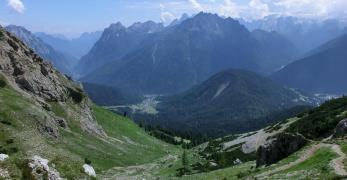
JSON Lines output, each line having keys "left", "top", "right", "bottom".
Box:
{"left": 27, "top": 155, "right": 61, "bottom": 180}
{"left": 256, "top": 133, "right": 308, "bottom": 167}
{"left": 0, "top": 27, "right": 105, "bottom": 137}
{"left": 55, "top": 118, "right": 67, "bottom": 128}
{"left": 83, "top": 164, "right": 96, "bottom": 177}
{"left": 5, "top": 25, "right": 76, "bottom": 75}
{"left": 0, "top": 154, "right": 9, "bottom": 161}
{"left": 1, "top": 30, "right": 67, "bottom": 102}
{"left": 333, "top": 118, "right": 347, "bottom": 138}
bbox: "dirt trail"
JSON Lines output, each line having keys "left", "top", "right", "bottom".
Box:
{"left": 99, "top": 154, "right": 178, "bottom": 180}
{"left": 256, "top": 143, "right": 347, "bottom": 178}
{"left": 330, "top": 144, "right": 347, "bottom": 176}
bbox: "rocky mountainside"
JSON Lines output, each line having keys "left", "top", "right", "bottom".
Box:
{"left": 240, "top": 15, "right": 346, "bottom": 54}
{"left": 82, "top": 12, "right": 299, "bottom": 94}
{"left": 272, "top": 33, "right": 347, "bottom": 94}
{"left": 1, "top": 26, "right": 104, "bottom": 137}
{"left": 251, "top": 29, "right": 299, "bottom": 71}
{"left": 5, "top": 25, "right": 77, "bottom": 75}
{"left": 76, "top": 21, "right": 164, "bottom": 76}
{"left": 0, "top": 26, "right": 176, "bottom": 179}
{"left": 133, "top": 69, "right": 316, "bottom": 139}
{"left": 35, "top": 30, "right": 102, "bottom": 59}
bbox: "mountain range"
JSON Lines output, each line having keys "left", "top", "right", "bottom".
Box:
{"left": 5, "top": 25, "right": 77, "bottom": 75}
{"left": 272, "top": 33, "right": 347, "bottom": 94}
{"left": 240, "top": 15, "right": 347, "bottom": 54}
{"left": 82, "top": 12, "right": 299, "bottom": 94}
{"left": 35, "top": 31, "right": 102, "bottom": 59}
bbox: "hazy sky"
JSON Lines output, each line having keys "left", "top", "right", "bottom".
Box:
{"left": 1, "top": 0, "right": 347, "bottom": 38}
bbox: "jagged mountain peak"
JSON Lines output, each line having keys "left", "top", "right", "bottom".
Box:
{"left": 169, "top": 13, "right": 191, "bottom": 27}
{"left": 106, "top": 22, "right": 126, "bottom": 32}
{"left": 128, "top": 20, "right": 164, "bottom": 33}
{"left": 178, "top": 12, "right": 247, "bottom": 35}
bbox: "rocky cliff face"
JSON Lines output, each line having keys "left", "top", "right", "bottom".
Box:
{"left": 334, "top": 118, "right": 347, "bottom": 138}
{"left": 0, "top": 26, "right": 105, "bottom": 137}
{"left": 5, "top": 25, "right": 76, "bottom": 75}
{"left": 256, "top": 133, "right": 308, "bottom": 167}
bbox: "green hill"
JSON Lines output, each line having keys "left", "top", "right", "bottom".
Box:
{"left": 136, "top": 69, "right": 316, "bottom": 139}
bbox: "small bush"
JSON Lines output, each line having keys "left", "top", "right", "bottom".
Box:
{"left": 68, "top": 87, "right": 84, "bottom": 103}
{"left": 84, "top": 158, "right": 92, "bottom": 165}
{"left": 237, "top": 171, "right": 247, "bottom": 178}
{"left": 8, "top": 147, "right": 19, "bottom": 154}
{"left": 0, "top": 120, "right": 12, "bottom": 126}
{"left": 0, "top": 31, "right": 4, "bottom": 41}
{"left": 6, "top": 139, "right": 14, "bottom": 144}
{"left": 0, "top": 79, "right": 6, "bottom": 88}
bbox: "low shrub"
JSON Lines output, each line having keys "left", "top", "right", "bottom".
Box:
{"left": 0, "top": 79, "right": 6, "bottom": 88}
{"left": 68, "top": 87, "right": 84, "bottom": 103}
{"left": 84, "top": 158, "right": 92, "bottom": 165}
{"left": 0, "top": 31, "right": 4, "bottom": 41}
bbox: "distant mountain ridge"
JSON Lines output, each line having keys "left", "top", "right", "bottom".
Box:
{"left": 76, "top": 21, "right": 164, "bottom": 76}
{"left": 82, "top": 12, "right": 299, "bottom": 94}
{"left": 240, "top": 15, "right": 347, "bottom": 54}
{"left": 5, "top": 25, "right": 76, "bottom": 75}
{"left": 272, "top": 33, "right": 347, "bottom": 94}
{"left": 35, "top": 31, "right": 102, "bottom": 59}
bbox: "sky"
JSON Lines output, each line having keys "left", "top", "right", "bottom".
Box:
{"left": 1, "top": 0, "right": 347, "bottom": 38}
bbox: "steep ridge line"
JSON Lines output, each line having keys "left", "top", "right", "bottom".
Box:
{"left": 256, "top": 143, "right": 347, "bottom": 178}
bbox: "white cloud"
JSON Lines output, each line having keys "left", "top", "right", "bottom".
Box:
{"left": 188, "top": 0, "right": 204, "bottom": 12}
{"left": 273, "top": 0, "right": 347, "bottom": 19}
{"left": 218, "top": 0, "right": 241, "bottom": 18}
{"left": 159, "top": 4, "right": 178, "bottom": 24}
{"left": 247, "top": 0, "right": 270, "bottom": 19}
{"left": 7, "top": 0, "right": 25, "bottom": 13}
{"left": 155, "top": 0, "right": 347, "bottom": 23}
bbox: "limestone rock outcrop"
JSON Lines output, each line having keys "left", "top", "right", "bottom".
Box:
{"left": 256, "top": 133, "right": 307, "bottom": 167}
{"left": 333, "top": 118, "right": 347, "bottom": 138}
{"left": 0, "top": 27, "right": 105, "bottom": 137}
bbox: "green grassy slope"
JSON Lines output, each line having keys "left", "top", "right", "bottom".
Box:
{"left": 0, "top": 75, "right": 178, "bottom": 179}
